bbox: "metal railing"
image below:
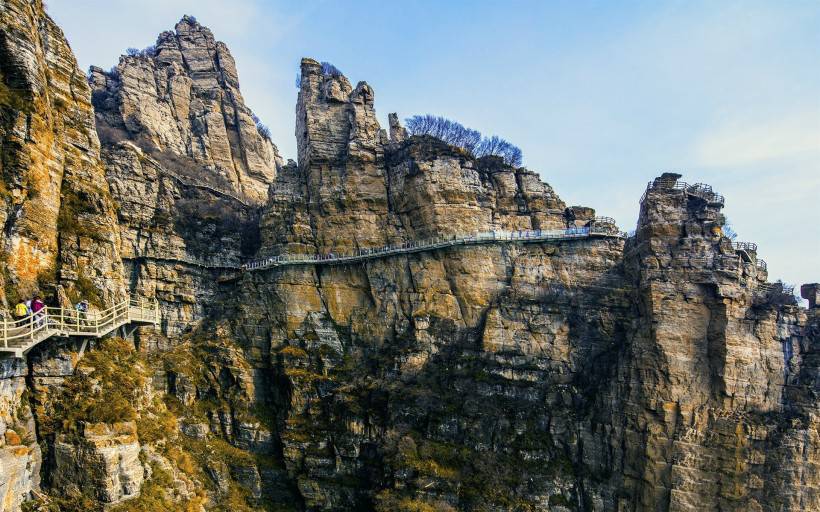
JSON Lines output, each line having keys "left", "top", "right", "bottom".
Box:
{"left": 756, "top": 259, "right": 767, "bottom": 271}
{"left": 758, "top": 282, "right": 794, "bottom": 295}
{"left": 0, "top": 295, "right": 159, "bottom": 357}
{"left": 591, "top": 216, "right": 617, "bottom": 226}
{"left": 734, "top": 241, "right": 758, "bottom": 252}
{"left": 640, "top": 180, "right": 725, "bottom": 206}
{"left": 120, "top": 225, "right": 626, "bottom": 274}
{"left": 243, "top": 226, "right": 626, "bottom": 271}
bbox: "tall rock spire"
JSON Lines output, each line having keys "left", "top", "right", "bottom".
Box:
{"left": 89, "top": 15, "right": 281, "bottom": 203}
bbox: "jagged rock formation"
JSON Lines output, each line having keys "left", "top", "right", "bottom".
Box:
{"left": 90, "top": 16, "right": 272, "bottom": 342}
{"left": 597, "top": 174, "right": 818, "bottom": 511}
{"left": 0, "top": 4, "right": 818, "bottom": 512}
{"left": 88, "top": 15, "right": 282, "bottom": 204}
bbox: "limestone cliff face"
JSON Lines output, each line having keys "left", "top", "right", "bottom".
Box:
{"left": 91, "top": 17, "right": 272, "bottom": 342}
{"left": 0, "top": 359, "right": 40, "bottom": 512}
{"left": 0, "top": 0, "right": 126, "bottom": 306}
{"left": 1, "top": 6, "right": 819, "bottom": 512}
{"left": 263, "top": 58, "right": 573, "bottom": 257}
{"left": 103, "top": 140, "right": 258, "bottom": 342}
{"left": 607, "top": 174, "right": 819, "bottom": 511}
{"left": 229, "top": 67, "right": 819, "bottom": 511}
{"left": 89, "top": 15, "right": 282, "bottom": 204}
{"left": 0, "top": 2, "right": 126, "bottom": 507}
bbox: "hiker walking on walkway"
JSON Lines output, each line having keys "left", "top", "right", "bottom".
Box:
{"left": 13, "top": 301, "right": 29, "bottom": 320}
{"left": 75, "top": 300, "right": 89, "bottom": 326}
{"left": 563, "top": 207, "right": 576, "bottom": 229}
{"left": 31, "top": 296, "right": 45, "bottom": 327}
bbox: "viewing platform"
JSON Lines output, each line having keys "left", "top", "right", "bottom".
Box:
{"left": 640, "top": 179, "right": 725, "bottom": 206}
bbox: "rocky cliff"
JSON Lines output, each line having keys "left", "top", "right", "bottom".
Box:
{"left": 91, "top": 15, "right": 271, "bottom": 344}
{"left": 89, "top": 15, "right": 282, "bottom": 205}
{"left": 0, "top": 4, "right": 818, "bottom": 512}
{"left": 0, "top": 1, "right": 127, "bottom": 508}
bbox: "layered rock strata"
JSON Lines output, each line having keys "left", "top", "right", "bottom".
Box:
{"left": 0, "top": 0, "right": 126, "bottom": 306}
{"left": 0, "top": 1, "right": 127, "bottom": 506}
{"left": 595, "top": 174, "right": 818, "bottom": 511}
{"left": 220, "top": 67, "right": 818, "bottom": 511}
{"left": 0, "top": 359, "right": 40, "bottom": 512}
{"left": 103, "top": 140, "right": 259, "bottom": 343}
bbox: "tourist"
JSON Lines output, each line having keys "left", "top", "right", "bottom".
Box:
{"left": 563, "top": 207, "right": 576, "bottom": 229}
{"left": 31, "top": 295, "right": 45, "bottom": 327}
{"left": 13, "top": 300, "right": 28, "bottom": 321}
{"left": 75, "top": 299, "right": 89, "bottom": 326}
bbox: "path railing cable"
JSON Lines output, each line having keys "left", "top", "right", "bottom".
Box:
{"left": 120, "top": 224, "right": 625, "bottom": 273}
{"left": 0, "top": 295, "right": 159, "bottom": 358}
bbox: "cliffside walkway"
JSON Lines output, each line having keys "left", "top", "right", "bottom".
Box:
{"left": 0, "top": 295, "right": 159, "bottom": 358}
{"left": 122, "top": 223, "right": 626, "bottom": 272}
{"left": 243, "top": 223, "right": 626, "bottom": 271}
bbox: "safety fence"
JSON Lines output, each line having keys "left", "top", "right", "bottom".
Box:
{"left": 0, "top": 295, "right": 159, "bottom": 358}
{"left": 119, "top": 223, "right": 625, "bottom": 273}
{"left": 243, "top": 224, "right": 626, "bottom": 271}
{"left": 758, "top": 282, "right": 795, "bottom": 296}
{"left": 640, "top": 180, "right": 725, "bottom": 206}
{"left": 734, "top": 241, "right": 758, "bottom": 252}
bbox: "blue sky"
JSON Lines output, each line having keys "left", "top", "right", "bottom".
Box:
{"left": 50, "top": 0, "right": 820, "bottom": 291}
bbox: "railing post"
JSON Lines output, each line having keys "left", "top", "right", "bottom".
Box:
{"left": 2, "top": 316, "right": 6, "bottom": 349}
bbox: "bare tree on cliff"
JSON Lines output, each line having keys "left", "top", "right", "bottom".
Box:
{"left": 405, "top": 114, "right": 523, "bottom": 167}
{"left": 474, "top": 135, "right": 523, "bottom": 167}
{"left": 321, "top": 61, "right": 343, "bottom": 77}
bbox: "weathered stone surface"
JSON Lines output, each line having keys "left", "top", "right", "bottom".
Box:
{"left": 0, "top": 0, "right": 126, "bottom": 306}
{"left": 235, "top": 66, "right": 819, "bottom": 511}
{"left": 52, "top": 422, "right": 144, "bottom": 504}
{"left": 0, "top": 364, "right": 40, "bottom": 511}
{"left": 388, "top": 112, "right": 406, "bottom": 143}
{"left": 802, "top": 283, "right": 819, "bottom": 309}
{"left": 101, "top": 140, "right": 257, "bottom": 341}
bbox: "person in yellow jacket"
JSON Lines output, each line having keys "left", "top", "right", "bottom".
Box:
{"left": 13, "top": 301, "right": 28, "bottom": 320}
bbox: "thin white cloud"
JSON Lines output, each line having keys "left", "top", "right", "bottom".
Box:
{"left": 694, "top": 109, "right": 820, "bottom": 168}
